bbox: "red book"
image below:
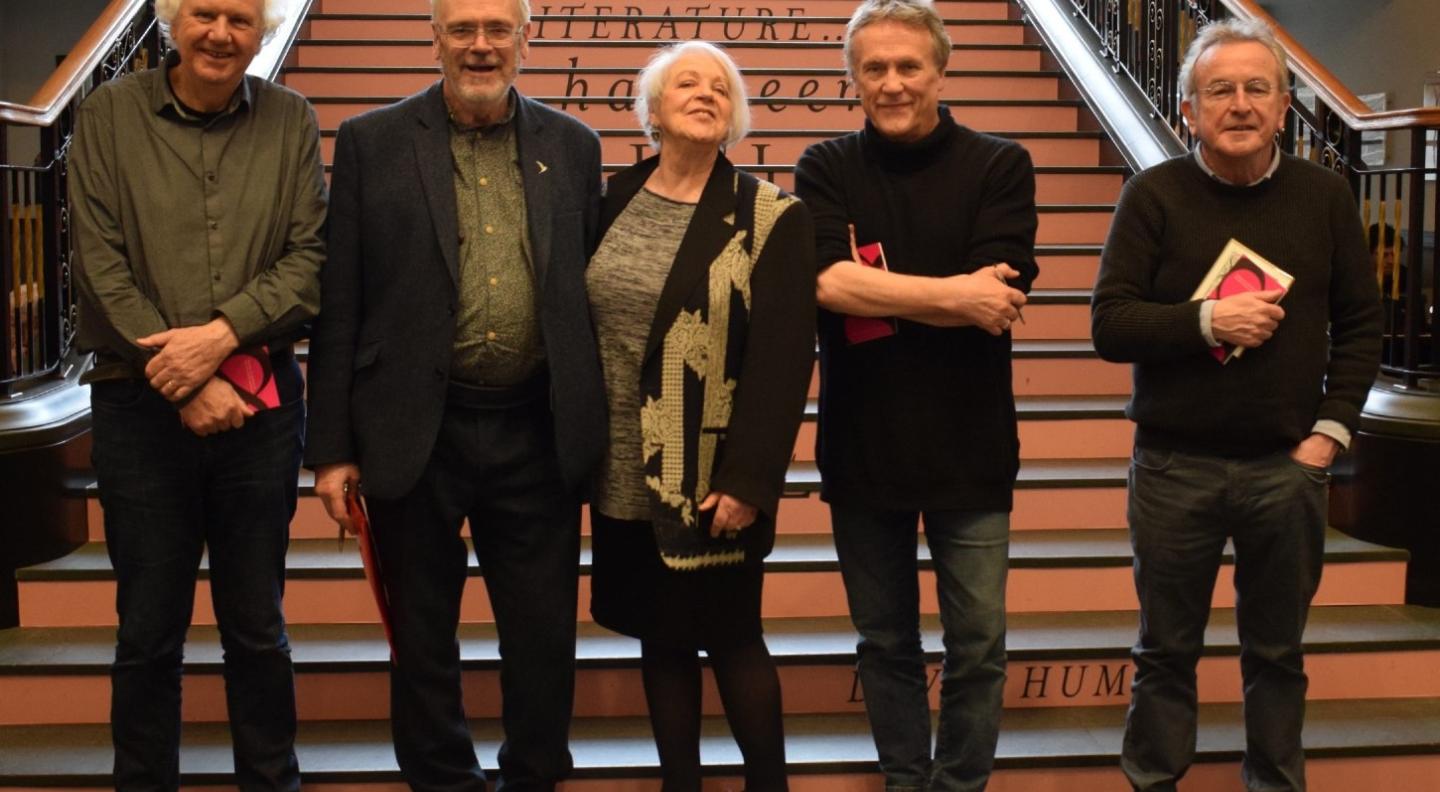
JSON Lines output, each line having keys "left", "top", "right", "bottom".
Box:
{"left": 844, "top": 233, "right": 899, "bottom": 345}
{"left": 347, "top": 488, "right": 398, "bottom": 663}
{"left": 216, "top": 346, "right": 280, "bottom": 409}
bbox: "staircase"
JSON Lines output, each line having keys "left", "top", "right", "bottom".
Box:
{"left": 3, "top": 1, "right": 1439, "bottom": 789}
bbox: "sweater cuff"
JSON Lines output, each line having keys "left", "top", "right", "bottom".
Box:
{"left": 1311, "top": 419, "right": 1352, "bottom": 450}
{"left": 1199, "top": 299, "right": 1219, "bottom": 348}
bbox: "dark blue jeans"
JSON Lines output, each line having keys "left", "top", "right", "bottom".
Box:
{"left": 830, "top": 505, "right": 1009, "bottom": 792}
{"left": 1121, "top": 447, "right": 1327, "bottom": 792}
{"left": 91, "top": 378, "right": 303, "bottom": 792}
{"left": 365, "top": 393, "right": 580, "bottom": 792}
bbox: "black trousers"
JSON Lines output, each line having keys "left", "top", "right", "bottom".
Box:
{"left": 368, "top": 383, "right": 580, "bottom": 792}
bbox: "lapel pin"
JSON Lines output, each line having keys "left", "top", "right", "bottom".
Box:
{"left": 536, "top": 160, "right": 548, "bottom": 174}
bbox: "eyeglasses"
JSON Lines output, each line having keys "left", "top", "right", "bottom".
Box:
{"left": 1198, "top": 79, "right": 1278, "bottom": 102}
{"left": 437, "top": 23, "right": 520, "bottom": 48}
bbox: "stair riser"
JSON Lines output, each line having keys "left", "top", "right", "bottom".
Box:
{"left": 86, "top": 487, "right": 1132, "bottom": 543}
{"left": 289, "top": 70, "right": 1057, "bottom": 102}
{"left": 792, "top": 418, "right": 1133, "bottom": 462}
{"left": 317, "top": 132, "right": 1102, "bottom": 167}
{"left": 1035, "top": 253, "right": 1101, "bottom": 289}
{"left": 303, "top": 17, "right": 1026, "bottom": 44}
{"left": 9, "top": 758, "right": 1440, "bottom": 792}
{"left": 315, "top": 0, "right": 1015, "bottom": 20}
{"left": 308, "top": 98, "right": 1078, "bottom": 132}
{"left": 294, "top": 43, "right": 1044, "bottom": 70}
{"left": 16, "top": 561, "right": 1407, "bottom": 628}
{"left": 7, "top": 650, "right": 1436, "bottom": 725}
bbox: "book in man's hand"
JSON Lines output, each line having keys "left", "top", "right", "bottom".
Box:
{"left": 844, "top": 225, "right": 898, "bottom": 345}
{"left": 216, "top": 346, "right": 280, "bottom": 410}
{"left": 1189, "top": 238, "right": 1294, "bottom": 365}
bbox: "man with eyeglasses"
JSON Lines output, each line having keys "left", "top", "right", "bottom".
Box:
{"left": 305, "top": 0, "right": 606, "bottom": 788}
{"left": 1091, "top": 18, "right": 1380, "bottom": 792}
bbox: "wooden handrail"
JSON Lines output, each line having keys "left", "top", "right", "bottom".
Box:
{"left": 0, "top": 0, "right": 148, "bottom": 128}
{"left": 1219, "top": 0, "right": 1440, "bottom": 132}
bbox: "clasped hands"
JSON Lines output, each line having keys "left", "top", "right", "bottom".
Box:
{"left": 137, "top": 318, "right": 246, "bottom": 436}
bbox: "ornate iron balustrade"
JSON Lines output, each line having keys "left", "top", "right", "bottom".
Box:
{"left": 1064, "top": 0, "right": 1439, "bottom": 386}
{"left": 0, "top": 0, "right": 160, "bottom": 394}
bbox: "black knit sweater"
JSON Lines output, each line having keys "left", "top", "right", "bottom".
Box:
{"left": 1091, "top": 152, "right": 1381, "bottom": 457}
{"left": 794, "top": 108, "right": 1038, "bottom": 511}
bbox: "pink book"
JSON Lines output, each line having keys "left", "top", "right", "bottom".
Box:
{"left": 216, "top": 346, "right": 280, "bottom": 410}
{"left": 1191, "top": 239, "right": 1294, "bottom": 365}
{"left": 844, "top": 229, "right": 898, "bottom": 345}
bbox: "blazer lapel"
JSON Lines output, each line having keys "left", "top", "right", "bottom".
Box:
{"left": 414, "top": 83, "right": 460, "bottom": 287}
{"left": 643, "top": 157, "right": 740, "bottom": 366}
{"left": 515, "top": 95, "right": 553, "bottom": 288}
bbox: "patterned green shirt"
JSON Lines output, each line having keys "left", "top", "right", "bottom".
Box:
{"left": 448, "top": 100, "right": 544, "bottom": 385}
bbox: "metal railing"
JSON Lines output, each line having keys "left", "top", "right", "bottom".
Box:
{"left": 0, "top": 0, "right": 160, "bottom": 394}
{"left": 1066, "top": 0, "right": 1440, "bottom": 386}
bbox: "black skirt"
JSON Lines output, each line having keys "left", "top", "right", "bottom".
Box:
{"left": 589, "top": 511, "right": 773, "bottom": 651}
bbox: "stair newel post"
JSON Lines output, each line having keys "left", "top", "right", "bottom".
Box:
{"left": 1402, "top": 130, "right": 1429, "bottom": 382}
{"left": 1, "top": 133, "right": 12, "bottom": 385}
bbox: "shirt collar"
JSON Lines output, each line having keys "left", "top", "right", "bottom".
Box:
{"left": 151, "top": 50, "right": 252, "bottom": 121}
{"left": 1193, "top": 141, "right": 1281, "bottom": 186}
{"left": 447, "top": 87, "right": 519, "bottom": 136}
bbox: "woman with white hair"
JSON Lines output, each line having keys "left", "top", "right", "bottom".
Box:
{"left": 584, "top": 40, "right": 816, "bottom": 791}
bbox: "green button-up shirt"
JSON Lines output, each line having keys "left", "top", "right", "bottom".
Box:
{"left": 448, "top": 96, "right": 544, "bottom": 385}
{"left": 70, "top": 52, "right": 326, "bottom": 381}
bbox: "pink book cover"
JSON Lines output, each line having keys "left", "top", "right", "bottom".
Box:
{"left": 844, "top": 239, "right": 899, "bottom": 345}
{"left": 216, "top": 346, "right": 280, "bottom": 410}
{"left": 1192, "top": 239, "right": 1294, "bottom": 364}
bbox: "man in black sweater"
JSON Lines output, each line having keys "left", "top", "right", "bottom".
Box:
{"left": 794, "top": 1, "right": 1037, "bottom": 789}
{"left": 1091, "top": 18, "right": 1380, "bottom": 792}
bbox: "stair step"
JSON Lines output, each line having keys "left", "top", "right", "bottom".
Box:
{"left": 285, "top": 65, "right": 1060, "bottom": 101}
{"left": 317, "top": 127, "right": 1108, "bottom": 168}
{"left": 292, "top": 40, "right": 1047, "bottom": 70}
{"left": 301, "top": 14, "right": 1028, "bottom": 45}
{"left": 314, "top": 0, "right": 1017, "bottom": 21}
{"left": 14, "top": 529, "right": 1408, "bottom": 627}
{"left": 1, "top": 700, "right": 1436, "bottom": 787}
{"left": 3, "top": 607, "right": 1437, "bottom": 724}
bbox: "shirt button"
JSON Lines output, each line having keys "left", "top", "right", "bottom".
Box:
{"left": 208, "top": 220, "right": 218, "bottom": 230}
{"left": 484, "top": 224, "right": 494, "bottom": 235}
{"left": 206, "top": 172, "right": 216, "bottom": 182}
{"left": 213, "top": 272, "right": 222, "bottom": 281}
{"left": 479, "top": 177, "right": 489, "bottom": 187}
{"left": 486, "top": 330, "right": 497, "bottom": 341}
{"left": 489, "top": 277, "right": 499, "bottom": 286}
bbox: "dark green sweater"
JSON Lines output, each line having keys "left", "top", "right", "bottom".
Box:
{"left": 1091, "top": 152, "right": 1381, "bottom": 457}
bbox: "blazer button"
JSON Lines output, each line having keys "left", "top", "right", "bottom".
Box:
{"left": 434, "top": 368, "right": 445, "bottom": 381}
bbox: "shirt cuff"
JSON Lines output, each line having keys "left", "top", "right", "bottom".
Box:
{"left": 1199, "top": 299, "right": 1219, "bottom": 348}
{"left": 1311, "top": 420, "right": 1352, "bottom": 451}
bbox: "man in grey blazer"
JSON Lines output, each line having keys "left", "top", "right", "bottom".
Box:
{"left": 304, "top": 0, "right": 605, "bottom": 788}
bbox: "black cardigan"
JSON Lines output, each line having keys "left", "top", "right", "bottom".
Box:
{"left": 598, "top": 154, "right": 816, "bottom": 569}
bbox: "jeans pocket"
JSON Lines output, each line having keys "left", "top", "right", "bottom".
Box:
{"left": 1131, "top": 445, "right": 1173, "bottom": 473}
{"left": 89, "top": 379, "right": 151, "bottom": 411}
{"left": 1289, "top": 457, "right": 1332, "bottom": 485}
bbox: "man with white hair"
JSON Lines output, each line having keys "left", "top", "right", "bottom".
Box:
{"left": 69, "top": 0, "right": 323, "bottom": 789}
{"left": 1091, "top": 17, "right": 1380, "bottom": 791}
{"left": 305, "top": 0, "right": 606, "bottom": 788}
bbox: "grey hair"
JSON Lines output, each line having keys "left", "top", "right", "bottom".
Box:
{"left": 431, "top": 0, "right": 532, "bottom": 26}
{"left": 1178, "top": 17, "right": 1288, "bottom": 102}
{"left": 634, "top": 41, "right": 751, "bottom": 152}
{"left": 843, "top": 0, "right": 951, "bottom": 78}
{"left": 155, "top": 0, "right": 287, "bottom": 44}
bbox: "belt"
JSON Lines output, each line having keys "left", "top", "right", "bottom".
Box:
{"left": 446, "top": 372, "right": 549, "bottom": 410}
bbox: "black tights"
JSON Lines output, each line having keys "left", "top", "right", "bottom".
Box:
{"left": 640, "top": 637, "right": 788, "bottom": 792}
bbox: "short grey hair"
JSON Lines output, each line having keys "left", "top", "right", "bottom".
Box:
{"left": 1178, "top": 17, "right": 1289, "bottom": 102}
{"left": 843, "top": 0, "right": 951, "bottom": 78}
{"left": 634, "top": 41, "right": 751, "bottom": 152}
{"left": 155, "top": 0, "right": 287, "bottom": 44}
{"left": 431, "top": 0, "right": 532, "bottom": 26}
